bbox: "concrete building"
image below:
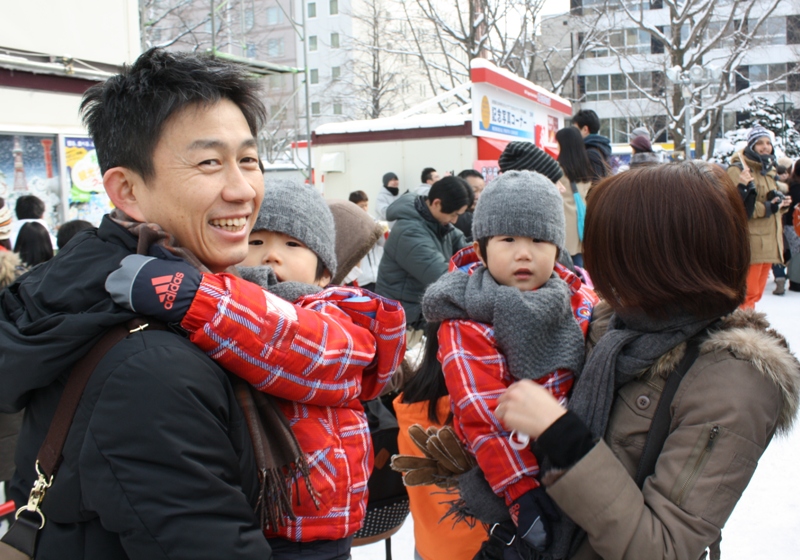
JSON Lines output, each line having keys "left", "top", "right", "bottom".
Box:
{"left": 557, "top": 0, "right": 800, "bottom": 146}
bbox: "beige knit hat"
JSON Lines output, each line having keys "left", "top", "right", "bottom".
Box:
{"left": 327, "top": 200, "right": 384, "bottom": 285}
{"left": 0, "top": 198, "right": 12, "bottom": 242}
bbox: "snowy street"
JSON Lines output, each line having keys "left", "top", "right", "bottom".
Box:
{"left": 353, "top": 276, "right": 800, "bottom": 560}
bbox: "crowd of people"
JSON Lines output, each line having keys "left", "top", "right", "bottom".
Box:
{"left": 0, "top": 48, "right": 798, "bottom": 560}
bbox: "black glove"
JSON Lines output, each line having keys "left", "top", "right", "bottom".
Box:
{"left": 105, "top": 253, "right": 202, "bottom": 323}
{"left": 509, "top": 487, "right": 560, "bottom": 552}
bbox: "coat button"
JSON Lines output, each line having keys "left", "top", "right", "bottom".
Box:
{"left": 636, "top": 395, "right": 651, "bottom": 409}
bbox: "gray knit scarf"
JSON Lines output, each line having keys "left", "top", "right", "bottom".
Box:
{"left": 237, "top": 265, "right": 323, "bottom": 301}
{"left": 422, "top": 266, "right": 585, "bottom": 381}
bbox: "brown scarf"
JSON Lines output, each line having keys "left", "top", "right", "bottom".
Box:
{"left": 109, "top": 209, "right": 317, "bottom": 530}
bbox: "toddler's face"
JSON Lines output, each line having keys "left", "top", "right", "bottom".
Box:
{"left": 476, "top": 236, "right": 557, "bottom": 292}
{"left": 243, "top": 230, "right": 328, "bottom": 286}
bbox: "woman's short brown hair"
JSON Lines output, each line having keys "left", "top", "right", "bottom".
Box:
{"left": 584, "top": 162, "right": 749, "bottom": 318}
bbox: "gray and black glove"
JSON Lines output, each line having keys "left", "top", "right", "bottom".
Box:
{"left": 106, "top": 252, "right": 201, "bottom": 323}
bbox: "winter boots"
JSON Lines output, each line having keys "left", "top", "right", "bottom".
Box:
{"left": 773, "top": 278, "right": 786, "bottom": 295}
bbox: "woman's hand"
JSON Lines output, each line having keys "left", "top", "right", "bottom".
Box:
{"left": 495, "top": 380, "right": 568, "bottom": 439}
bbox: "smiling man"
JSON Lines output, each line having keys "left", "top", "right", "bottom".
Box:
{"left": 0, "top": 50, "right": 273, "bottom": 559}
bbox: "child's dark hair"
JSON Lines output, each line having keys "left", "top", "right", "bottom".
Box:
{"left": 57, "top": 219, "right": 93, "bottom": 250}
{"left": 315, "top": 257, "right": 328, "bottom": 283}
{"left": 348, "top": 190, "right": 369, "bottom": 204}
{"left": 401, "top": 321, "right": 453, "bottom": 424}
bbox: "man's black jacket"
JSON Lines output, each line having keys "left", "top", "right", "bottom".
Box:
{"left": 0, "top": 216, "right": 271, "bottom": 559}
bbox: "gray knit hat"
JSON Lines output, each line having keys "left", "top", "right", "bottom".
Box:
{"left": 254, "top": 179, "right": 337, "bottom": 277}
{"left": 472, "top": 170, "right": 565, "bottom": 251}
{"left": 498, "top": 141, "right": 563, "bottom": 184}
{"left": 747, "top": 125, "right": 772, "bottom": 151}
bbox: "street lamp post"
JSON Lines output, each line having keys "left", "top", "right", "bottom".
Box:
{"left": 665, "top": 65, "right": 722, "bottom": 161}
{"left": 775, "top": 94, "right": 795, "bottom": 152}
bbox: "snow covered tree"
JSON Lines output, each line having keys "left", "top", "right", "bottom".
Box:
{"left": 738, "top": 96, "right": 800, "bottom": 158}
{"left": 578, "top": 0, "right": 793, "bottom": 158}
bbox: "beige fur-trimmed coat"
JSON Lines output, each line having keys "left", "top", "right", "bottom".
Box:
{"left": 547, "top": 303, "right": 800, "bottom": 560}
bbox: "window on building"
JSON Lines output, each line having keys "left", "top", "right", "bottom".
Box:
{"left": 330, "top": 0, "right": 338, "bottom": 15}
{"left": 309, "top": 35, "right": 318, "bottom": 51}
{"left": 583, "top": 74, "right": 610, "bottom": 101}
{"left": 205, "top": 20, "right": 213, "bottom": 33}
{"left": 788, "top": 15, "right": 800, "bottom": 45}
{"left": 266, "top": 6, "right": 283, "bottom": 25}
{"left": 331, "top": 66, "right": 341, "bottom": 80}
{"left": 269, "top": 73, "right": 283, "bottom": 88}
{"left": 152, "top": 28, "right": 162, "bottom": 42}
{"left": 246, "top": 43, "right": 257, "bottom": 58}
{"left": 308, "top": 2, "right": 316, "bottom": 18}
{"left": 331, "top": 32, "right": 340, "bottom": 48}
{"left": 267, "top": 38, "right": 285, "bottom": 57}
{"left": 310, "top": 68, "right": 319, "bottom": 84}
{"left": 747, "top": 63, "right": 789, "bottom": 91}
{"left": 333, "top": 103, "right": 343, "bottom": 115}
{"left": 748, "top": 17, "right": 786, "bottom": 46}
{"left": 269, "top": 104, "right": 281, "bottom": 117}
{"left": 311, "top": 102, "right": 321, "bottom": 115}
{"left": 245, "top": 8, "right": 255, "bottom": 30}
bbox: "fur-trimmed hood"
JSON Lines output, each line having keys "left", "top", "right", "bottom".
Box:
{"left": 0, "top": 250, "right": 24, "bottom": 290}
{"left": 647, "top": 308, "right": 800, "bottom": 435}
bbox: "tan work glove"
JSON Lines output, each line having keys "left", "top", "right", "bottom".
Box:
{"left": 391, "top": 424, "right": 475, "bottom": 488}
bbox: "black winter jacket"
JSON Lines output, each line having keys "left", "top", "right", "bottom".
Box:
{"left": 0, "top": 216, "right": 270, "bottom": 560}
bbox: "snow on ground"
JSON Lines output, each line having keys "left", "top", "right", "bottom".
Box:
{"left": 2, "top": 279, "right": 797, "bottom": 558}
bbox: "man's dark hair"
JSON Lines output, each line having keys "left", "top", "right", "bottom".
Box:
{"left": 15, "top": 195, "right": 45, "bottom": 220}
{"left": 15, "top": 222, "right": 53, "bottom": 267}
{"left": 348, "top": 190, "right": 369, "bottom": 204}
{"left": 421, "top": 167, "right": 437, "bottom": 184}
{"left": 57, "top": 219, "right": 93, "bottom": 250}
{"left": 572, "top": 109, "right": 601, "bottom": 134}
{"left": 584, "top": 162, "right": 749, "bottom": 317}
{"left": 81, "top": 48, "right": 267, "bottom": 180}
{"left": 457, "top": 169, "right": 483, "bottom": 180}
{"left": 428, "top": 176, "right": 474, "bottom": 213}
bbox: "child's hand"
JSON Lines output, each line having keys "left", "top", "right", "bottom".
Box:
{"left": 495, "top": 380, "right": 567, "bottom": 440}
{"left": 105, "top": 254, "right": 201, "bottom": 323}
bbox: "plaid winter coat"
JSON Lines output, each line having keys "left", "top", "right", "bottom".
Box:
{"left": 439, "top": 248, "right": 597, "bottom": 505}
{"left": 182, "top": 273, "right": 406, "bottom": 541}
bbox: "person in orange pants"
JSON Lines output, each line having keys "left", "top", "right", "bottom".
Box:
{"left": 742, "top": 263, "right": 772, "bottom": 309}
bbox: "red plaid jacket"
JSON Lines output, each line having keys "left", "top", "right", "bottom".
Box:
{"left": 439, "top": 248, "right": 597, "bottom": 506}
{"left": 182, "top": 273, "right": 406, "bottom": 541}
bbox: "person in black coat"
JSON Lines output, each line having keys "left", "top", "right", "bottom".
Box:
{"left": 0, "top": 49, "right": 273, "bottom": 560}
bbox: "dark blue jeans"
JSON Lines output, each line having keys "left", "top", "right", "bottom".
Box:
{"left": 773, "top": 263, "right": 786, "bottom": 279}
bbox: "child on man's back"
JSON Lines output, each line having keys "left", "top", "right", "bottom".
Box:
{"left": 106, "top": 180, "right": 406, "bottom": 560}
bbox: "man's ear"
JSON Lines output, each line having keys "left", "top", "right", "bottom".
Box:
{"left": 103, "top": 167, "right": 147, "bottom": 222}
{"left": 473, "top": 240, "right": 487, "bottom": 266}
{"left": 430, "top": 198, "right": 442, "bottom": 212}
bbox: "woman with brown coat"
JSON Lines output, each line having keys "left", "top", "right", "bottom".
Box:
{"left": 727, "top": 126, "right": 793, "bottom": 308}
{"left": 495, "top": 163, "right": 800, "bottom": 560}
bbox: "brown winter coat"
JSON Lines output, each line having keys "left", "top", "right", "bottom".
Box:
{"left": 728, "top": 152, "right": 787, "bottom": 264}
{"left": 559, "top": 176, "right": 592, "bottom": 257}
{"left": 546, "top": 303, "right": 800, "bottom": 560}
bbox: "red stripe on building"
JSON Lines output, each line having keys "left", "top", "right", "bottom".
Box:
{"left": 471, "top": 67, "right": 571, "bottom": 115}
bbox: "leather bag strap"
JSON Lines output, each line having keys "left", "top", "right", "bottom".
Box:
{"left": 633, "top": 336, "right": 702, "bottom": 489}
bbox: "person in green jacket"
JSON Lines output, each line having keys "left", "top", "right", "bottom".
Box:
{"left": 376, "top": 176, "right": 472, "bottom": 333}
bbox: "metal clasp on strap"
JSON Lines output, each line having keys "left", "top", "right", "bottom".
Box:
{"left": 489, "top": 522, "right": 516, "bottom": 546}
{"left": 16, "top": 461, "right": 52, "bottom": 529}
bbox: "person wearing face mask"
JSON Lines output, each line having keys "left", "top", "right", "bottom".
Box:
{"left": 727, "top": 126, "right": 792, "bottom": 308}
